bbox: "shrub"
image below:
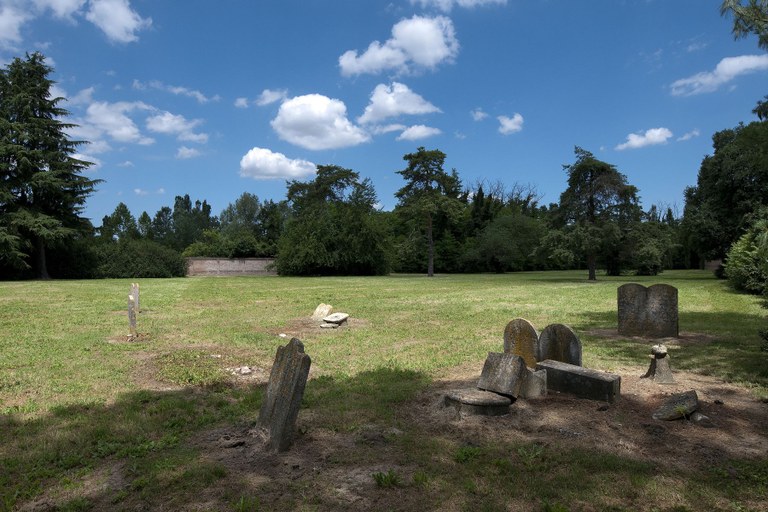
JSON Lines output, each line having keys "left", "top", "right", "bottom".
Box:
{"left": 724, "top": 214, "right": 768, "bottom": 295}
{"left": 94, "top": 239, "right": 187, "bottom": 278}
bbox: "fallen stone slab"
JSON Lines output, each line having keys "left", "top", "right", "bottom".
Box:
{"left": 444, "top": 388, "right": 511, "bottom": 416}
{"left": 319, "top": 323, "right": 339, "bottom": 329}
{"left": 477, "top": 352, "right": 526, "bottom": 399}
{"left": 323, "top": 312, "right": 349, "bottom": 325}
{"left": 535, "top": 359, "right": 621, "bottom": 403}
{"left": 652, "top": 390, "right": 699, "bottom": 421}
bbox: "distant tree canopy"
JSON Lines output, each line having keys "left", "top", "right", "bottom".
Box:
{"left": 682, "top": 118, "right": 768, "bottom": 260}
{"left": 275, "top": 165, "right": 392, "bottom": 276}
{"left": 0, "top": 53, "right": 98, "bottom": 278}
{"left": 721, "top": 0, "right": 768, "bottom": 50}
{"left": 555, "top": 147, "right": 641, "bottom": 280}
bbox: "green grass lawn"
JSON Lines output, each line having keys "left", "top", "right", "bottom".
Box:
{"left": 1, "top": 270, "right": 766, "bottom": 511}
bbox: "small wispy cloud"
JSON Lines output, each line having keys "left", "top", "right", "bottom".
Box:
{"left": 616, "top": 127, "right": 673, "bottom": 150}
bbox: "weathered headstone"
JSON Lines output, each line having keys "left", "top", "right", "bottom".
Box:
{"left": 641, "top": 344, "right": 675, "bottom": 384}
{"left": 258, "top": 338, "right": 312, "bottom": 452}
{"left": 503, "top": 318, "right": 540, "bottom": 368}
{"left": 127, "top": 294, "right": 137, "bottom": 337}
{"left": 536, "top": 359, "right": 621, "bottom": 403}
{"left": 477, "top": 353, "right": 527, "bottom": 399}
{"left": 538, "top": 323, "right": 582, "bottom": 366}
{"left": 618, "top": 283, "right": 678, "bottom": 338}
{"left": 311, "top": 304, "right": 333, "bottom": 320}
{"left": 652, "top": 390, "right": 698, "bottom": 420}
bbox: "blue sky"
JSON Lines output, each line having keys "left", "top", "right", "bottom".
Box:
{"left": 1, "top": 0, "right": 767, "bottom": 224}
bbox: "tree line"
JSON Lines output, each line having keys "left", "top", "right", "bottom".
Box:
{"left": 1, "top": 0, "right": 767, "bottom": 288}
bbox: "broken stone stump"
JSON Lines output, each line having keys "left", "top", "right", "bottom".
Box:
{"left": 477, "top": 353, "right": 526, "bottom": 399}
{"left": 641, "top": 344, "right": 675, "bottom": 384}
{"left": 536, "top": 360, "right": 621, "bottom": 403}
{"left": 652, "top": 390, "right": 699, "bottom": 421}
{"left": 444, "top": 389, "right": 511, "bottom": 417}
{"left": 258, "top": 338, "right": 312, "bottom": 452}
{"left": 538, "top": 324, "right": 582, "bottom": 366}
{"left": 128, "top": 294, "right": 137, "bottom": 337}
{"left": 311, "top": 303, "right": 333, "bottom": 320}
{"left": 519, "top": 367, "right": 547, "bottom": 399}
{"left": 503, "top": 318, "right": 540, "bottom": 368}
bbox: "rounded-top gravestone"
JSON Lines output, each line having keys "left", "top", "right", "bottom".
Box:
{"left": 503, "top": 318, "right": 540, "bottom": 368}
{"left": 538, "top": 323, "right": 582, "bottom": 366}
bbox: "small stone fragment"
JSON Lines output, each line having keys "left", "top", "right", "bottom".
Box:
{"left": 323, "top": 312, "right": 349, "bottom": 324}
{"left": 320, "top": 323, "right": 339, "bottom": 329}
{"left": 690, "top": 411, "right": 715, "bottom": 428}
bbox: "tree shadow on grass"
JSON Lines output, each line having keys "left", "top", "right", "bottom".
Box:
{"left": 2, "top": 362, "right": 766, "bottom": 511}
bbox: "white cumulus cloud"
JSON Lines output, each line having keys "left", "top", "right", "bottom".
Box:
{"left": 176, "top": 146, "right": 201, "bottom": 159}
{"left": 410, "top": 0, "right": 506, "bottom": 12}
{"left": 85, "top": 100, "right": 154, "bottom": 144}
{"left": 498, "top": 113, "right": 523, "bottom": 134}
{"left": 471, "top": 108, "right": 488, "bottom": 121}
{"left": 85, "top": 0, "right": 151, "bottom": 43}
{"left": 615, "top": 127, "right": 673, "bottom": 150}
{"left": 146, "top": 111, "right": 208, "bottom": 143}
{"left": 339, "top": 15, "right": 459, "bottom": 76}
{"left": 256, "top": 89, "right": 288, "bottom": 106}
{"left": 271, "top": 94, "right": 370, "bottom": 150}
{"left": 0, "top": 3, "right": 32, "bottom": 47}
{"left": 358, "top": 82, "right": 441, "bottom": 124}
{"left": 239, "top": 147, "right": 316, "bottom": 180}
{"left": 397, "top": 124, "right": 442, "bottom": 141}
{"left": 670, "top": 54, "right": 768, "bottom": 96}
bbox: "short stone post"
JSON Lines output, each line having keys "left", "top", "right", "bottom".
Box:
{"left": 131, "top": 283, "right": 140, "bottom": 313}
{"left": 258, "top": 338, "right": 312, "bottom": 452}
{"left": 641, "top": 344, "right": 674, "bottom": 384}
{"left": 128, "top": 294, "right": 138, "bottom": 338}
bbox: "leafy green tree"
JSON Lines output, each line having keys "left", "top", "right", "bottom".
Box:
{"left": 137, "top": 211, "right": 153, "bottom": 239}
{"left": 472, "top": 213, "right": 544, "bottom": 273}
{"left": 721, "top": 0, "right": 768, "bottom": 50}
{"left": 724, "top": 208, "right": 768, "bottom": 294}
{"left": 681, "top": 118, "right": 768, "bottom": 261}
{"left": 151, "top": 206, "right": 174, "bottom": 245}
{"left": 0, "top": 52, "right": 98, "bottom": 278}
{"left": 170, "top": 194, "right": 218, "bottom": 251}
{"left": 557, "top": 147, "right": 641, "bottom": 280}
{"left": 276, "top": 165, "right": 391, "bottom": 275}
{"left": 218, "top": 192, "right": 286, "bottom": 257}
{"left": 99, "top": 202, "right": 139, "bottom": 241}
{"left": 395, "top": 147, "right": 463, "bottom": 277}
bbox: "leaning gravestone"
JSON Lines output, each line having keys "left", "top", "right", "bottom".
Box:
{"left": 538, "top": 323, "right": 582, "bottom": 366}
{"left": 131, "top": 283, "right": 140, "bottom": 313}
{"left": 477, "top": 353, "right": 527, "bottom": 399}
{"left": 618, "top": 283, "right": 678, "bottom": 338}
{"left": 503, "top": 318, "right": 540, "bottom": 368}
{"left": 258, "top": 338, "right": 312, "bottom": 452}
{"left": 311, "top": 304, "right": 333, "bottom": 321}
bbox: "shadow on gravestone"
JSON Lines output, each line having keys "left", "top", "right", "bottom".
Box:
{"left": 538, "top": 323, "right": 582, "bottom": 366}
{"left": 617, "top": 283, "right": 678, "bottom": 338}
{"left": 258, "top": 338, "right": 311, "bottom": 452}
{"left": 503, "top": 318, "right": 540, "bottom": 368}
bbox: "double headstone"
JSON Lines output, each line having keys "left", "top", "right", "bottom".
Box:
{"left": 258, "top": 338, "right": 312, "bottom": 452}
{"left": 617, "top": 283, "right": 678, "bottom": 338}
{"left": 503, "top": 318, "right": 582, "bottom": 367}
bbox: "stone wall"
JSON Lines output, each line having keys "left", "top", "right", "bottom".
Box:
{"left": 186, "top": 258, "right": 277, "bottom": 276}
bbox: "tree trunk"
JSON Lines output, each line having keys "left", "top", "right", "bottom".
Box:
{"left": 587, "top": 252, "right": 596, "bottom": 281}
{"left": 36, "top": 237, "right": 50, "bottom": 280}
{"left": 427, "top": 214, "right": 434, "bottom": 277}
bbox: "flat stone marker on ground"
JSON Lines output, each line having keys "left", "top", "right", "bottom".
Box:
{"left": 477, "top": 353, "right": 527, "bottom": 399}
{"left": 323, "top": 312, "right": 349, "bottom": 325}
{"left": 444, "top": 389, "right": 511, "bottom": 417}
{"left": 503, "top": 318, "right": 540, "bottom": 368}
{"left": 618, "top": 283, "right": 679, "bottom": 338}
{"left": 258, "top": 337, "right": 312, "bottom": 452}
{"left": 538, "top": 324, "right": 582, "bottom": 366}
{"left": 652, "top": 390, "right": 699, "bottom": 421}
{"left": 536, "top": 359, "right": 621, "bottom": 403}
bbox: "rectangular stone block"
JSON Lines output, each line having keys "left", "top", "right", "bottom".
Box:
{"left": 535, "top": 359, "right": 621, "bottom": 403}
{"left": 519, "top": 367, "right": 547, "bottom": 399}
{"left": 477, "top": 353, "right": 526, "bottom": 399}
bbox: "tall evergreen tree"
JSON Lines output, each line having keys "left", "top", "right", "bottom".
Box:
{"left": 0, "top": 53, "right": 98, "bottom": 278}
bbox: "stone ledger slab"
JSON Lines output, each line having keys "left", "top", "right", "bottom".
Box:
{"left": 444, "top": 389, "right": 511, "bottom": 416}
{"left": 536, "top": 359, "right": 621, "bottom": 403}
